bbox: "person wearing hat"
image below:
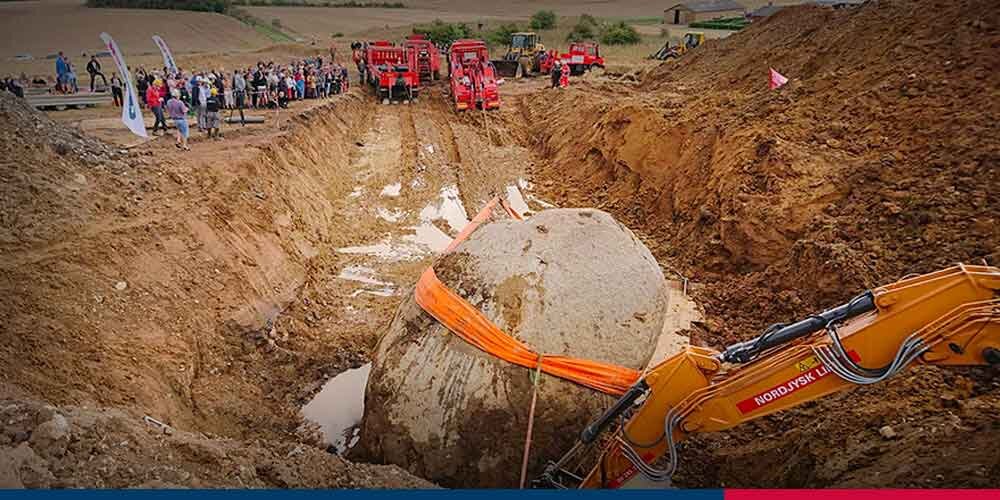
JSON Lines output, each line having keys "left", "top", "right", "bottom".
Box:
{"left": 205, "top": 87, "right": 222, "bottom": 139}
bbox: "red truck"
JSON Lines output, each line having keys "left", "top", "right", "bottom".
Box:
{"left": 448, "top": 39, "right": 500, "bottom": 111}
{"left": 559, "top": 41, "right": 605, "bottom": 75}
{"left": 362, "top": 41, "right": 420, "bottom": 104}
{"left": 403, "top": 34, "right": 441, "bottom": 84}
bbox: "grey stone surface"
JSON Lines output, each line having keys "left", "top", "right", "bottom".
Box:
{"left": 359, "top": 209, "right": 667, "bottom": 487}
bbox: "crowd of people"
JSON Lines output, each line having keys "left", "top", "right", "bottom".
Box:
{"left": 2, "top": 53, "right": 352, "bottom": 151}
{"left": 124, "top": 56, "right": 350, "bottom": 149}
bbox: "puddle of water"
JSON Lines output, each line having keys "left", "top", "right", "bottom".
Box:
{"left": 517, "top": 177, "right": 532, "bottom": 190}
{"left": 301, "top": 363, "right": 372, "bottom": 454}
{"left": 338, "top": 265, "right": 397, "bottom": 297}
{"left": 336, "top": 185, "right": 469, "bottom": 259}
{"left": 403, "top": 223, "right": 453, "bottom": 253}
{"left": 419, "top": 185, "right": 469, "bottom": 233}
{"left": 376, "top": 207, "right": 404, "bottom": 223}
{"left": 380, "top": 183, "right": 401, "bottom": 197}
{"left": 338, "top": 265, "right": 393, "bottom": 287}
{"left": 336, "top": 238, "right": 426, "bottom": 260}
{"left": 505, "top": 184, "right": 531, "bottom": 217}
{"left": 348, "top": 186, "right": 363, "bottom": 198}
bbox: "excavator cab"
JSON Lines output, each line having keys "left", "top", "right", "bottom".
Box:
{"left": 681, "top": 31, "right": 705, "bottom": 50}
{"left": 493, "top": 32, "right": 546, "bottom": 78}
{"left": 649, "top": 31, "right": 705, "bottom": 60}
{"left": 509, "top": 33, "right": 539, "bottom": 53}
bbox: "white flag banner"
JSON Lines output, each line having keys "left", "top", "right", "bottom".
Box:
{"left": 152, "top": 35, "right": 178, "bottom": 74}
{"left": 100, "top": 32, "right": 147, "bottom": 138}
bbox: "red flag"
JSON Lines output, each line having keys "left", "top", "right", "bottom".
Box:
{"left": 769, "top": 67, "right": 788, "bottom": 89}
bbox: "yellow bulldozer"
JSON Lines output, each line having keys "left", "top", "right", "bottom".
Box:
{"left": 491, "top": 32, "right": 547, "bottom": 78}
{"left": 649, "top": 31, "right": 705, "bottom": 60}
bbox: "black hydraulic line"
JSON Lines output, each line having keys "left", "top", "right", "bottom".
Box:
{"left": 580, "top": 380, "right": 649, "bottom": 444}
{"left": 721, "top": 291, "right": 877, "bottom": 364}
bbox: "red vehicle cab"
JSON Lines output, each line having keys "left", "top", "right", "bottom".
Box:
{"left": 363, "top": 40, "right": 420, "bottom": 103}
{"left": 448, "top": 39, "right": 500, "bottom": 111}
{"left": 403, "top": 34, "right": 441, "bottom": 83}
{"left": 560, "top": 41, "right": 605, "bottom": 75}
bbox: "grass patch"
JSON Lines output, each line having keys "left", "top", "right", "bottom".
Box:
{"left": 227, "top": 6, "right": 297, "bottom": 42}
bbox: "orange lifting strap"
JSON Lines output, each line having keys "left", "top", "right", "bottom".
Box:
{"left": 413, "top": 196, "right": 642, "bottom": 396}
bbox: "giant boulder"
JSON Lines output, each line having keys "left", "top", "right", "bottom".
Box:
{"left": 358, "top": 208, "right": 667, "bottom": 487}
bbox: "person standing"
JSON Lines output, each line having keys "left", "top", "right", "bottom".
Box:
{"left": 165, "top": 89, "right": 189, "bottom": 150}
{"left": 110, "top": 72, "right": 123, "bottom": 107}
{"left": 136, "top": 69, "right": 149, "bottom": 108}
{"left": 147, "top": 79, "right": 167, "bottom": 135}
{"left": 550, "top": 60, "right": 561, "bottom": 89}
{"left": 86, "top": 55, "right": 107, "bottom": 92}
{"left": 65, "top": 58, "right": 79, "bottom": 93}
{"left": 205, "top": 87, "right": 222, "bottom": 139}
{"left": 196, "top": 78, "right": 209, "bottom": 131}
{"left": 559, "top": 60, "right": 570, "bottom": 89}
{"left": 214, "top": 73, "right": 226, "bottom": 108}
{"left": 55, "top": 51, "right": 69, "bottom": 92}
{"left": 233, "top": 69, "right": 246, "bottom": 125}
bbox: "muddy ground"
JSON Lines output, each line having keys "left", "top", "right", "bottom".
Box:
{"left": 3, "top": 0, "right": 999, "bottom": 489}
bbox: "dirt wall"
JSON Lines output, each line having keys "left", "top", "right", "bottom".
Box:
{"left": 0, "top": 92, "right": 375, "bottom": 444}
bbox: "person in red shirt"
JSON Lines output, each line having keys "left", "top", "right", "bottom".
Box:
{"left": 147, "top": 79, "right": 167, "bottom": 135}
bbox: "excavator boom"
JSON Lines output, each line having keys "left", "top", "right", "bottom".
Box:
{"left": 536, "top": 264, "right": 1000, "bottom": 489}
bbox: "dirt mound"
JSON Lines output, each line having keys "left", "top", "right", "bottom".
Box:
{"left": 359, "top": 209, "right": 667, "bottom": 487}
{"left": 0, "top": 399, "right": 433, "bottom": 488}
{"left": 524, "top": 0, "right": 999, "bottom": 340}
{"left": 0, "top": 93, "right": 127, "bottom": 250}
{"left": 511, "top": 0, "right": 1000, "bottom": 487}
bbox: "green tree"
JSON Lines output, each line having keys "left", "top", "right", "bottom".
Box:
{"left": 412, "top": 19, "right": 471, "bottom": 47}
{"left": 600, "top": 21, "right": 640, "bottom": 45}
{"left": 488, "top": 23, "right": 521, "bottom": 47}
{"left": 529, "top": 9, "right": 556, "bottom": 30}
{"left": 566, "top": 19, "right": 595, "bottom": 42}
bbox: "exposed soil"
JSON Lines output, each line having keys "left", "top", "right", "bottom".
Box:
{"left": 2, "top": 0, "right": 998, "bottom": 489}
{"left": 501, "top": 0, "right": 1000, "bottom": 488}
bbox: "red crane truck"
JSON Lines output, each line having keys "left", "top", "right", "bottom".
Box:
{"left": 362, "top": 41, "right": 420, "bottom": 104}
{"left": 403, "top": 34, "right": 441, "bottom": 84}
{"left": 448, "top": 39, "right": 500, "bottom": 111}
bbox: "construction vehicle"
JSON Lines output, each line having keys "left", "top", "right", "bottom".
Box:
{"left": 649, "top": 32, "right": 705, "bottom": 60}
{"left": 492, "top": 32, "right": 547, "bottom": 78}
{"left": 535, "top": 264, "right": 1000, "bottom": 489}
{"left": 362, "top": 41, "right": 420, "bottom": 104}
{"left": 448, "top": 39, "right": 500, "bottom": 111}
{"left": 559, "top": 41, "right": 605, "bottom": 76}
{"left": 403, "top": 34, "right": 441, "bottom": 84}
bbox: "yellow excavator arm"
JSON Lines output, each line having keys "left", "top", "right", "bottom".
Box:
{"left": 535, "top": 264, "right": 1000, "bottom": 489}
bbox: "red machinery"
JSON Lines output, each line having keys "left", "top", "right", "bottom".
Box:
{"left": 448, "top": 39, "right": 500, "bottom": 111}
{"left": 559, "top": 42, "right": 605, "bottom": 75}
{"left": 362, "top": 41, "right": 420, "bottom": 104}
{"left": 403, "top": 34, "right": 441, "bottom": 84}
